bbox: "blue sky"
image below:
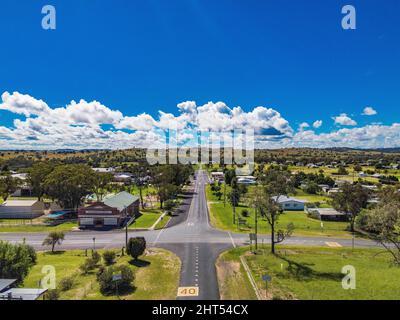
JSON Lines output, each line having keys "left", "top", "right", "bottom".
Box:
{"left": 0, "top": 0, "right": 399, "bottom": 149}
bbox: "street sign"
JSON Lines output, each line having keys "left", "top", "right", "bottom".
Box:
{"left": 262, "top": 274, "right": 272, "bottom": 282}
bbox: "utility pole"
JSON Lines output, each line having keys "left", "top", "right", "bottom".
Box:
{"left": 124, "top": 205, "right": 128, "bottom": 249}
{"left": 255, "top": 206, "right": 258, "bottom": 250}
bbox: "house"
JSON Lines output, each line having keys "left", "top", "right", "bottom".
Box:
{"left": 92, "top": 167, "right": 115, "bottom": 173}
{"left": 210, "top": 172, "right": 224, "bottom": 183}
{"left": 328, "top": 188, "right": 340, "bottom": 195}
{"left": 237, "top": 175, "right": 256, "bottom": 185}
{"left": 318, "top": 184, "right": 331, "bottom": 193}
{"left": 271, "top": 196, "right": 306, "bottom": 211}
{"left": 0, "top": 200, "right": 46, "bottom": 219}
{"left": 113, "top": 173, "right": 132, "bottom": 184}
{"left": 358, "top": 172, "right": 368, "bottom": 178}
{"left": 307, "top": 208, "right": 348, "bottom": 222}
{"left": 0, "top": 279, "right": 47, "bottom": 300}
{"left": 78, "top": 191, "right": 140, "bottom": 228}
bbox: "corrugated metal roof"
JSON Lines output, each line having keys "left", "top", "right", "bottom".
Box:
{"left": 0, "top": 279, "right": 17, "bottom": 292}
{"left": 271, "top": 196, "right": 307, "bottom": 203}
{"left": 1, "top": 200, "right": 39, "bottom": 207}
{"left": 103, "top": 191, "right": 139, "bottom": 212}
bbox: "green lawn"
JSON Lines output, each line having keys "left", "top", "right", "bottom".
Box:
{"left": 23, "top": 248, "right": 181, "bottom": 300}
{"left": 0, "top": 221, "right": 78, "bottom": 233}
{"left": 129, "top": 208, "right": 163, "bottom": 229}
{"left": 218, "top": 246, "right": 400, "bottom": 300}
{"left": 207, "top": 185, "right": 351, "bottom": 238}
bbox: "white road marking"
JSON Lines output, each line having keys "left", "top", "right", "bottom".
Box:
{"left": 228, "top": 232, "right": 236, "bottom": 248}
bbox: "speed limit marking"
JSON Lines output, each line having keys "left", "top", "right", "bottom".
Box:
{"left": 177, "top": 286, "right": 199, "bottom": 297}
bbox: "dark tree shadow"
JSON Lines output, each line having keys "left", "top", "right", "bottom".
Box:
{"left": 129, "top": 259, "right": 151, "bottom": 267}
{"left": 276, "top": 255, "right": 343, "bottom": 282}
{"left": 44, "top": 250, "right": 66, "bottom": 255}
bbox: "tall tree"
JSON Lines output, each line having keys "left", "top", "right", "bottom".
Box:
{"left": 93, "top": 172, "right": 113, "bottom": 202}
{"left": 0, "top": 175, "right": 21, "bottom": 201}
{"left": 256, "top": 168, "right": 295, "bottom": 254}
{"left": 361, "top": 201, "right": 400, "bottom": 265}
{"left": 331, "top": 183, "right": 369, "bottom": 232}
{"left": 27, "top": 162, "right": 54, "bottom": 200}
{"left": 44, "top": 164, "right": 96, "bottom": 210}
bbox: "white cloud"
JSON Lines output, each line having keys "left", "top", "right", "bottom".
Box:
{"left": 312, "top": 120, "right": 323, "bottom": 128}
{"left": 0, "top": 91, "right": 399, "bottom": 150}
{"left": 0, "top": 91, "right": 50, "bottom": 116}
{"left": 362, "top": 106, "right": 377, "bottom": 116}
{"left": 333, "top": 113, "right": 357, "bottom": 126}
{"left": 298, "top": 122, "right": 310, "bottom": 131}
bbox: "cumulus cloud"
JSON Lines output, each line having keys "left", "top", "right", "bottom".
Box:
{"left": 333, "top": 113, "right": 357, "bottom": 126}
{"left": 0, "top": 91, "right": 399, "bottom": 150}
{"left": 312, "top": 120, "right": 323, "bottom": 128}
{"left": 0, "top": 91, "right": 50, "bottom": 116}
{"left": 298, "top": 122, "right": 310, "bottom": 131}
{"left": 362, "top": 106, "right": 377, "bottom": 116}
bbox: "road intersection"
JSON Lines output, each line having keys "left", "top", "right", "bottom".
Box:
{"left": 0, "top": 169, "right": 382, "bottom": 299}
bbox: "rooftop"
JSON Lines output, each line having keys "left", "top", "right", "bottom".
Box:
{"left": 103, "top": 191, "right": 139, "bottom": 212}
{"left": 272, "top": 196, "right": 307, "bottom": 203}
{"left": 0, "top": 279, "right": 16, "bottom": 292}
{"left": 1, "top": 199, "right": 39, "bottom": 207}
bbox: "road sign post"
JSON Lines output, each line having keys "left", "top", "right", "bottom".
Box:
{"left": 262, "top": 274, "right": 272, "bottom": 296}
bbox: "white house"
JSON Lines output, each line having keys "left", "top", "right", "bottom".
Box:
{"left": 0, "top": 200, "right": 46, "bottom": 219}
{"left": 237, "top": 176, "right": 256, "bottom": 185}
{"left": 210, "top": 172, "right": 224, "bottom": 183}
{"left": 271, "top": 196, "right": 306, "bottom": 211}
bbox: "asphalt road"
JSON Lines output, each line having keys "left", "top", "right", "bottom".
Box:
{"left": 0, "top": 169, "right": 383, "bottom": 299}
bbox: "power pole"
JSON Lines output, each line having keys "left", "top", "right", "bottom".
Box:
{"left": 255, "top": 206, "right": 258, "bottom": 250}
{"left": 124, "top": 206, "right": 128, "bottom": 248}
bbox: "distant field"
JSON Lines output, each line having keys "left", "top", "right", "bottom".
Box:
{"left": 23, "top": 248, "right": 181, "bottom": 300}
{"left": 218, "top": 246, "right": 400, "bottom": 300}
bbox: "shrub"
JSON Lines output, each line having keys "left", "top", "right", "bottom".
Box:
{"left": 79, "top": 256, "right": 98, "bottom": 274}
{"left": 97, "top": 265, "right": 134, "bottom": 295}
{"left": 241, "top": 209, "right": 250, "bottom": 217}
{"left": 91, "top": 250, "right": 101, "bottom": 263}
{"left": 47, "top": 289, "right": 60, "bottom": 300}
{"left": 127, "top": 237, "right": 146, "bottom": 260}
{"left": 59, "top": 276, "right": 74, "bottom": 291}
{"left": 102, "top": 250, "right": 116, "bottom": 266}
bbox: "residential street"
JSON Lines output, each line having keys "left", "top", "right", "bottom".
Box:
{"left": 0, "top": 170, "right": 383, "bottom": 299}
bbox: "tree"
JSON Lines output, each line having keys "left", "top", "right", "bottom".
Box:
{"left": 93, "top": 172, "right": 113, "bottom": 202}
{"left": 0, "top": 241, "right": 37, "bottom": 285}
{"left": 255, "top": 168, "right": 295, "bottom": 254}
{"left": 27, "top": 162, "right": 54, "bottom": 200}
{"left": 303, "top": 181, "right": 321, "bottom": 195}
{"left": 0, "top": 175, "right": 21, "bottom": 201}
{"left": 337, "top": 166, "right": 349, "bottom": 175}
{"left": 42, "top": 231, "right": 65, "bottom": 253}
{"left": 228, "top": 178, "right": 240, "bottom": 224}
{"left": 127, "top": 237, "right": 146, "bottom": 260}
{"left": 44, "top": 164, "right": 96, "bottom": 210}
{"left": 361, "top": 202, "right": 400, "bottom": 265}
{"left": 331, "top": 183, "right": 369, "bottom": 232}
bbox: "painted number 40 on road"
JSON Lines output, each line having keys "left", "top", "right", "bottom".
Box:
{"left": 177, "top": 287, "right": 199, "bottom": 297}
